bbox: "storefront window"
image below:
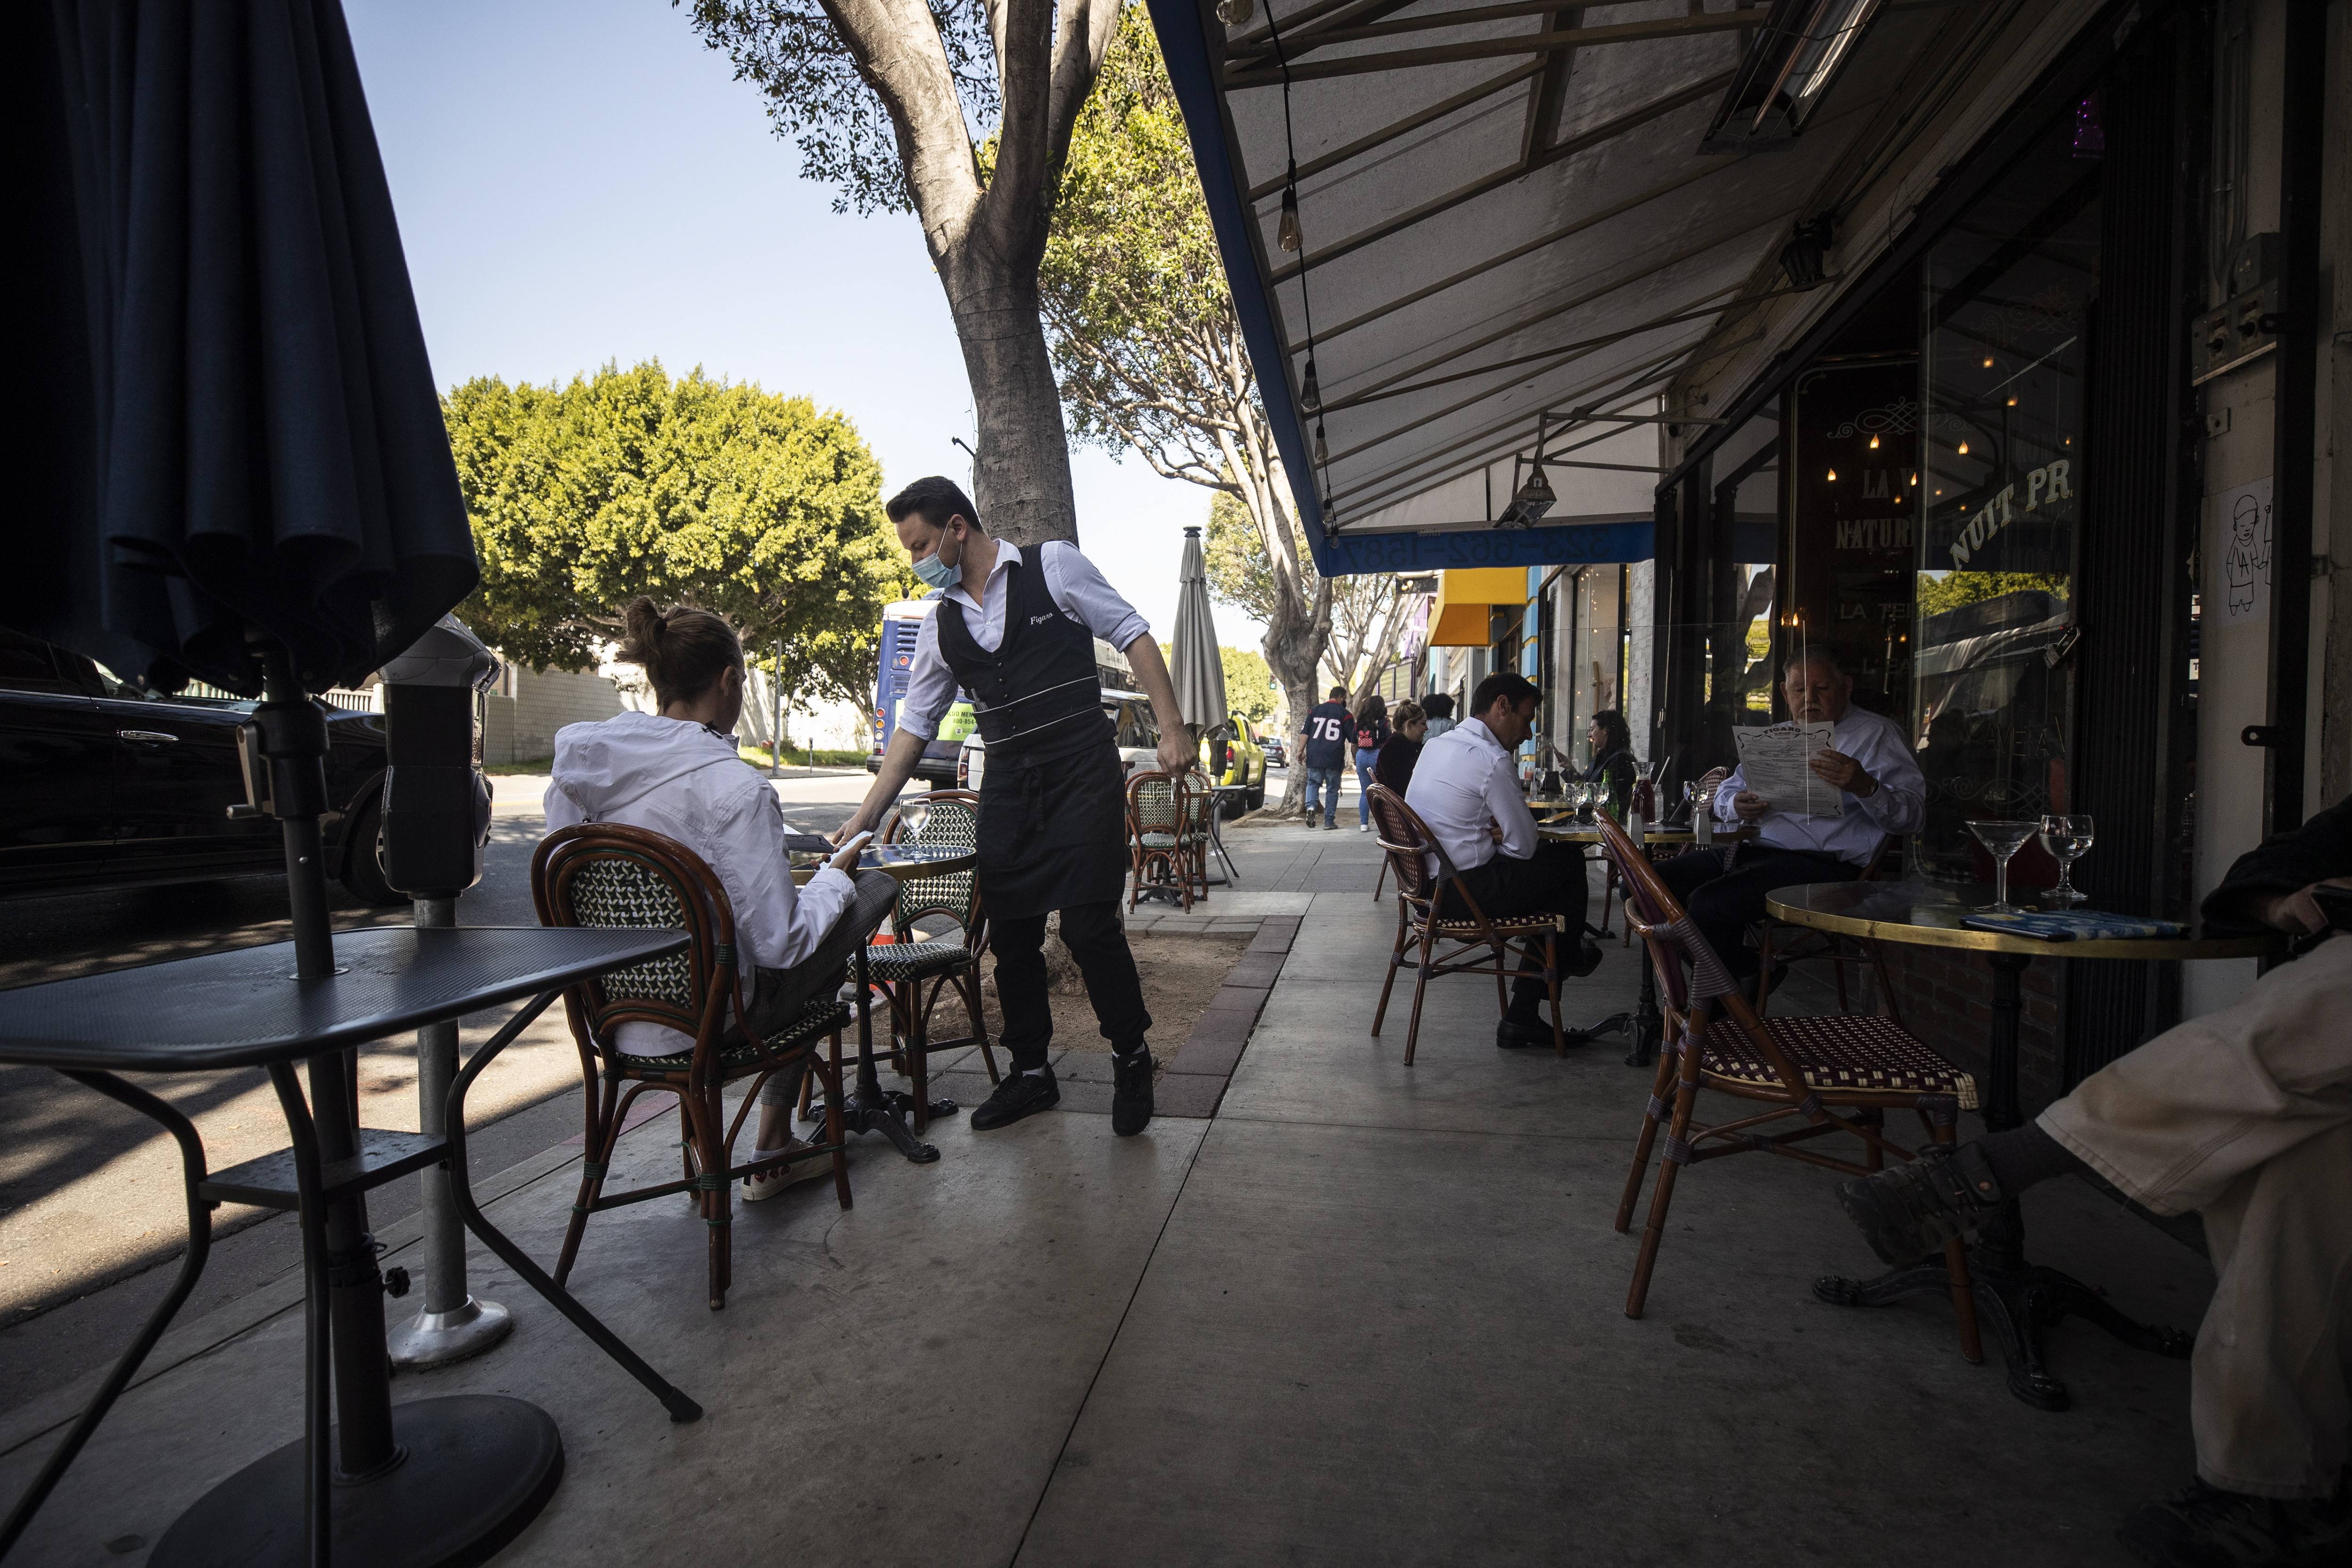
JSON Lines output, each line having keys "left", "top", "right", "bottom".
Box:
{"left": 1786, "top": 358, "right": 1920, "bottom": 728}
{"left": 1911, "top": 112, "right": 2099, "bottom": 880}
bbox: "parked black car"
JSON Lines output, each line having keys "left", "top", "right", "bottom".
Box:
{"left": 0, "top": 629, "right": 398, "bottom": 904}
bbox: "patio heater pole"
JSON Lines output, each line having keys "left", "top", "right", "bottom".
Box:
{"left": 378, "top": 618, "right": 512, "bottom": 1367}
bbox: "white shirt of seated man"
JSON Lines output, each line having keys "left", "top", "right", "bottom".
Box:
{"left": 1706, "top": 651, "right": 1926, "bottom": 866}
{"left": 545, "top": 658, "right": 866, "bottom": 1058}
{"left": 1404, "top": 688, "right": 1539, "bottom": 880}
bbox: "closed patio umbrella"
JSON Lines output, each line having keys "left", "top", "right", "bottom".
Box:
{"left": 1168, "top": 524, "right": 1228, "bottom": 741}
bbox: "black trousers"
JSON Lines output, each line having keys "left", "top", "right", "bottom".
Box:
{"left": 991, "top": 900, "right": 1152, "bottom": 1070}
{"left": 1655, "top": 842, "right": 1859, "bottom": 979}
{"left": 1436, "top": 840, "right": 1591, "bottom": 1009}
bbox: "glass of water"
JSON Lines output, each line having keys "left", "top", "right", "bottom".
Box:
{"left": 1965, "top": 818, "right": 2042, "bottom": 914}
{"left": 2039, "top": 814, "right": 2094, "bottom": 904}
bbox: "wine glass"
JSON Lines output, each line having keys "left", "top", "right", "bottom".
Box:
{"left": 1575, "top": 781, "right": 1598, "bottom": 824}
{"left": 1965, "top": 819, "right": 2041, "bottom": 914}
{"left": 2039, "top": 814, "right": 2094, "bottom": 904}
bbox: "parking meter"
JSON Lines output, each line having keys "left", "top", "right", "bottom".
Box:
{"left": 378, "top": 616, "right": 499, "bottom": 899}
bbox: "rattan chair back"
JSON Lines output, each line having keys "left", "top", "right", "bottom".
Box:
{"left": 533, "top": 822, "right": 738, "bottom": 1050}
{"left": 883, "top": 790, "right": 985, "bottom": 948}
{"left": 1365, "top": 784, "right": 1448, "bottom": 908}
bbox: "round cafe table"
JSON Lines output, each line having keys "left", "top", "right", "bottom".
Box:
{"left": 793, "top": 843, "right": 978, "bottom": 1164}
{"left": 1766, "top": 879, "right": 2282, "bottom": 1410}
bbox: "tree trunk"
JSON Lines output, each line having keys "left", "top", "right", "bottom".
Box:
{"left": 1262, "top": 572, "right": 1330, "bottom": 812}
{"left": 942, "top": 248, "right": 1078, "bottom": 549}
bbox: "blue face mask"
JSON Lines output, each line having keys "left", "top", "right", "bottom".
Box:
{"left": 912, "top": 527, "right": 963, "bottom": 590}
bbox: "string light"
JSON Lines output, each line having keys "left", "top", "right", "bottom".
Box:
{"left": 1957, "top": 440, "right": 1970, "bottom": 455}
{"left": 1277, "top": 182, "right": 1302, "bottom": 253}
{"left": 1300, "top": 359, "right": 1322, "bottom": 414}
{"left": 1868, "top": 434, "right": 1880, "bottom": 449}
{"left": 1216, "top": 0, "right": 1255, "bottom": 24}
{"left": 1826, "top": 468, "right": 1838, "bottom": 481}
{"left": 2007, "top": 396, "right": 2018, "bottom": 407}
{"left": 1314, "top": 423, "right": 1328, "bottom": 466}
{"left": 1982, "top": 356, "right": 1994, "bottom": 368}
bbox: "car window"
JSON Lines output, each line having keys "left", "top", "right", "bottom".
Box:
{"left": 0, "top": 632, "right": 75, "bottom": 694}
{"left": 1114, "top": 698, "right": 1159, "bottom": 750}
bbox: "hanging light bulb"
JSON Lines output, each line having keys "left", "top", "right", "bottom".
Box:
{"left": 1956, "top": 440, "right": 1969, "bottom": 455}
{"left": 1868, "top": 434, "right": 1880, "bottom": 450}
{"left": 1314, "top": 422, "right": 1328, "bottom": 466}
{"left": 1982, "top": 356, "right": 1994, "bottom": 368}
{"left": 1909, "top": 471, "right": 1919, "bottom": 486}
{"left": 1299, "top": 359, "right": 1322, "bottom": 414}
{"left": 1277, "top": 185, "right": 1302, "bottom": 253}
{"left": 2007, "top": 396, "right": 2018, "bottom": 407}
{"left": 1216, "top": 0, "right": 1255, "bottom": 24}
{"left": 1826, "top": 468, "right": 1838, "bottom": 482}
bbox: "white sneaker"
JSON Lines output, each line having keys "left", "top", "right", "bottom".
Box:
{"left": 743, "top": 1140, "right": 830, "bottom": 1201}
{"left": 1358, "top": 822, "right": 1370, "bottom": 832}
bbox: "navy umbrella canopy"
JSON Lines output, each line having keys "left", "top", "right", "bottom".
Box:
{"left": 18, "top": 0, "right": 477, "bottom": 695}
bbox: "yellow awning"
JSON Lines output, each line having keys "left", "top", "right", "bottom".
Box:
{"left": 1426, "top": 568, "right": 1527, "bottom": 647}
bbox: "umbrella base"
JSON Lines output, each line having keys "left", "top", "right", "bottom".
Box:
{"left": 150, "top": 1394, "right": 562, "bottom": 1568}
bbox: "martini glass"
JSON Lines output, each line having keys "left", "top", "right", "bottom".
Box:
{"left": 1966, "top": 818, "right": 2041, "bottom": 914}
{"left": 2039, "top": 814, "right": 2094, "bottom": 904}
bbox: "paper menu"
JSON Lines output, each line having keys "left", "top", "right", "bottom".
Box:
{"left": 1731, "top": 722, "right": 1845, "bottom": 819}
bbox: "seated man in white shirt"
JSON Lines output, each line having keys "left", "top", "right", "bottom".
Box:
{"left": 1661, "top": 647, "right": 1925, "bottom": 987}
{"left": 545, "top": 598, "right": 898, "bottom": 1200}
{"left": 1404, "top": 671, "right": 1605, "bottom": 1050}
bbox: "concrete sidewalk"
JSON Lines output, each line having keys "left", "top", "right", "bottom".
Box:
{"left": 0, "top": 821, "right": 2211, "bottom": 1566}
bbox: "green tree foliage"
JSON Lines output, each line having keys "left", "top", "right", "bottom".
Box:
{"left": 1915, "top": 570, "right": 2071, "bottom": 620}
{"left": 1205, "top": 490, "right": 1277, "bottom": 623}
{"left": 445, "top": 362, "right": 911, "bottom": 703}
{"left": 1219, "top": 645, "right": 1277, "bottom": 722}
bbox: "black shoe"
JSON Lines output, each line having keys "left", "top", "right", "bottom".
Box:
{"left": 1566, "top": 938, "right": 1605, "bottom": 979}
{"left": 1112, "top": 1046, "right": 1154, "bottom": 1136}
{"left": 2117, "top": 1476, "right": 2352, "bottom": 1568}
{"left": 970, "top": 1066, "right": 1059, "bottom": 1131}
{"left": 1496, "top": 1015, "right": 1562, "bottom": 1050}
{"left": 1835, "top": 1143, "right": 2005, "bottom": 1267}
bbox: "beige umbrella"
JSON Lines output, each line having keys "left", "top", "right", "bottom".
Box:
{"left": 1168, "top": 526, "right": 1229, "bottom": 739}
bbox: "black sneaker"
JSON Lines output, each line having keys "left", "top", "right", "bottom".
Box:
{"left": 1112, "top": 1047, "right": 1154, "bottom": 1136}
{"left": 970, "top": 1066, "right": 1059, "bottom": 1131}
{"left": 2118, "top": 1476, "right": 2352, "bottom": 1568}
{"left": 1835, "top": 1143, "right": 2005, "bottom": 1266}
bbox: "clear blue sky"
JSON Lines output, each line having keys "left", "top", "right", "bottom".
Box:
{"left": 343, "top": 0, "right": 1260, "bottom": 649}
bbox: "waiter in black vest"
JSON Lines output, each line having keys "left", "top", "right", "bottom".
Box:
{"left": 835, "top": 477, "right": 1194, "bottom": 1137}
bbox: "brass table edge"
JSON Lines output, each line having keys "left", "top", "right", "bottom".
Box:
{"left": 1764, "top": 889, "right": 2283, "bottom": 961}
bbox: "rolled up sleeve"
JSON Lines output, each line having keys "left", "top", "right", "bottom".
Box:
{"left": 1042, "top": 540, "right": 1151, "bottom": 651}
{"left": 895, "top": 610, "right": 957, "bottom": 744}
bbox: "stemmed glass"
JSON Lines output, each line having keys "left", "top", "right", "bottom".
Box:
{"left": 2039, "top": 814, "right": 2095, "bottom": 904}
{"left": 1965, "top": 818, "right": 2041, "bottom": 914}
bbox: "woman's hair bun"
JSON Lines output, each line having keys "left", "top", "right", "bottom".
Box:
{"left": 617, "top": 596, "right": 742, "bottom": 710}
{"left": 619, "top": 596, "right": 667, "bottom": 662}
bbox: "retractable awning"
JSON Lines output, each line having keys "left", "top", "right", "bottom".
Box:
{"left": 1145, "top": 0, "right": 1953, "bottom": 575}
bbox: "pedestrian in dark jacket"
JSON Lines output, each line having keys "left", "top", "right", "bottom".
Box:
{"left": 1374, "top": 700, "right": 1427, "bottom": 796}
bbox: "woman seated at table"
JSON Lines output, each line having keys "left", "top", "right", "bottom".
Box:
{"left": 1581, "top": 708, "right": 1637, "bottom": 819}
{"left": 544, "top": 598, "right": 896, "bottom": 1200}
{"left": 1374, "top": 700, "right": 1427, "bottom": 795}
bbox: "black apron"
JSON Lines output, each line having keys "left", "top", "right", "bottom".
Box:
{"left": 937, "top": 554, "right": 1128, "bottom": 919}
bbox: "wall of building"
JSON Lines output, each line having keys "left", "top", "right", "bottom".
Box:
{"left": 481, "top": 662, "right": 628, "bottom": 767}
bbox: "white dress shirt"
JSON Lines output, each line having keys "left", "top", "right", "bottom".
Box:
{"left": 1712, "top": 704, "right": 1926, "bottom": 865}
{"left": 1403, "top": 717, "right": 1537, "bottom": 876}
{"left": 897, "top": 540, "right": 1152, "bottom": 741}
{"left": 544, "top": 710, "right": 856, "bottom": 1055}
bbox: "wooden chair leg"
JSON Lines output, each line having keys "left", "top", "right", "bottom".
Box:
{"left": 1860, "top": 1107, "right": 1886, "bottom": 1171}
{"left": 1867, "top": 940, "right": 1906, "bottom": 1029}
{"left": 1371, "top": 903, "right": 1409, "bottom": 1036}
{"left": 1930, "top": 1119, "right": 1984, "bottom": 1363}
{"left": 1626, "top": 1054, "right": 1702, "bottom": 1319}
{"left": 1615, "top": 1044, "right": 1681, "bottom": 1233}
{"left": 554, "top": 1075, "right": 623, "bottom": 1286}
{"left": 1372, "top": 856, "right": 1389, "bottom": 903}
{"left": 1402, "top": 927, "right": 1437, "bottom": 1065}
{"left": 680, "top": 1089, "right": 730, "bottom": 1311}
{"left": 1755, "top": 924, "right": 1778, "bottom": 1015}
{"left": 1833, "top": 948, "right": 1852, "bottom": 1014}
{"left": 678, "top": 1098, "right": 697, "bottom": 1203}
{"left": 1544, "top": 931, "right": 1565, "bottom": 1055}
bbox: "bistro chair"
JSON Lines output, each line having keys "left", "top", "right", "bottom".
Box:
{"left": 533, "top": 823, "right": 853, "bottom": 1311}
{"left": 862, "top": 791, "right": 997, "bottom": 1132}
{"left": 1592, "top": 814, "right": 1981, "bottom": 1360}
{"left": 1367, "top": 784, "right": 1568, "bottom": 1062}
{"left": 1126, "top": 770, "right": 1198, "bottom": 911}
{"left": 1753, "top": 834, "right": 1904, "bottom": 1023}
{"left": 1177, "top": 768, "right": 1215, "bottom": 903}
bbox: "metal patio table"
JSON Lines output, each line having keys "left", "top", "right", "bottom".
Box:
{"left": 1203, "top": 784, "right": 1250, "bottom": 886}
{"left": 793, "top": 843, "right": 980, "bottom": 1165}
{"left": 1538, "top": 822, "right": 1745, "bottom": 1063}
{"left": 0, "top": 925, "right": 702, "bottom": 1568}
{"left": 1767, "top": 880, "right": 2283, "bottom": 1410}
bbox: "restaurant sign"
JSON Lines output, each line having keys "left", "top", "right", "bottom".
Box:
{"left": 1946, "top": 460, "right": 2073, "bottom": 568}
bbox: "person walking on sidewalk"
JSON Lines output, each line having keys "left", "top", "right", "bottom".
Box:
{"left": 835, "top": 478, "right": 1193, "bottom": 1137}
{"left": 1351, "top": 694, "right": 1391, "bottom": 832}
{"left": 1836, "top": 793, "right": 2352, "bottom": 1568}
{"left": 1300, "top": 684, "right": 1351, "bottom": 829}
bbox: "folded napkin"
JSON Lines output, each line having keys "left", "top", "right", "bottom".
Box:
{"left": 1961, "top": 911, "right": 2185, "bottom": 942}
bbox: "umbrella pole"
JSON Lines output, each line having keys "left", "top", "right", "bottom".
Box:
{"left": 254, "top": 643, "right": 403, "bottom": 1480}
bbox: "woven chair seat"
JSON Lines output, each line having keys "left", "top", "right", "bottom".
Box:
{"left": 1138, "top": 832, "right": 1180, "bottom": 848}
{"left": 1412, "top": 910, "right": 1566, "bottom": 936}
{"left": 1700, "top": 1012, "right": 1978, "bottom": 1109}
{"left": 616, "top": 996, "right": 851, "bottom": 1076}
{"left": 863, "top": 939, "right": 976, "bottom": 981}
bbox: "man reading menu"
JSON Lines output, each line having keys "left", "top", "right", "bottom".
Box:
{"left": 1659, "top": 648, "right": 1925, "bottom": 987}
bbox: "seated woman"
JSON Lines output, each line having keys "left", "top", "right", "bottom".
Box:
{"left": 544, "top": 598, "right": 897, "bottom": 1200}
{"left": 1374, "top": 699, "right": 1427, "bottom": 796}
{"left": 1582, "top": 708, "right": 1637, "bottom": 819}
